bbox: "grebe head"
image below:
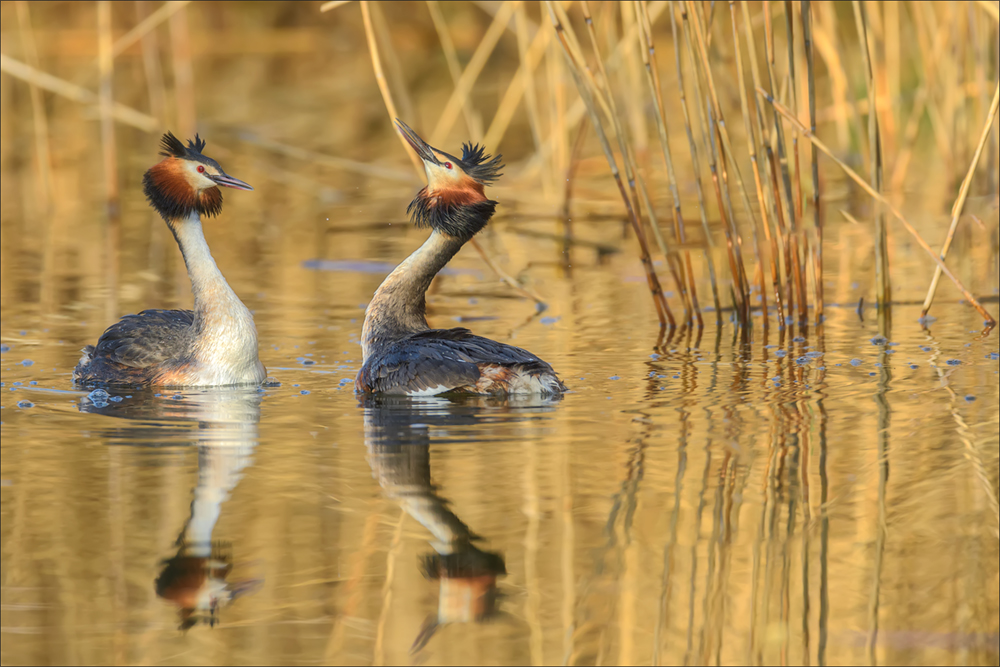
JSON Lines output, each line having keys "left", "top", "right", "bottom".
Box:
{"left": 395, "top": 119, "right": 504, "bottom": 242}
{"left": 143, "top": 132, "right": 253, "bottom": 221}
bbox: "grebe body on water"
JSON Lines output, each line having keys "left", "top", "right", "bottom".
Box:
{"left": 355, "top": 120, "right": 566, "bottom": 396}
{"left": 74, "top": 133, "right": 265, "bottom": 387}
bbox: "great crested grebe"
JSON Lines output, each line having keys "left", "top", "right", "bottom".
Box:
{"left": 74, "top": 133, "right": 266, "bottom": 387}
{"left": 355, "top": 120, "right": 566, "bottom": 396}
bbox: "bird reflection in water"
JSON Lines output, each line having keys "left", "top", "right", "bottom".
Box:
{"left": 361, "top": 394, "right": 561, "bottom": 653}
{"left": 79, "top": 387, "right": 265, "bottom": 629}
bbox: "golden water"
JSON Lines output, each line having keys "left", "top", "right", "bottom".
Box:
{"left": 2, "top": 5, "right": 999, "bottom": 664}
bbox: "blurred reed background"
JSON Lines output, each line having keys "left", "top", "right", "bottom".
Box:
{"left": 1, "top": 0, "right": 997, "bottom": 335}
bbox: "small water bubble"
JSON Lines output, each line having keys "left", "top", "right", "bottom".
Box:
{"left": 29, "top": 381, "right": 37, "bottom": 385}
{"left": 0, "top": 344, "right": 9, "bottom": 353}
{"left": 775, "top": 350, "right": 787, "bottom": 358}
{"left": 300, "top": 390, "right": 311, "bottom": 395}
{"left": 154, "top": 393, "right": 162, "bottom": 397}
{"left": 870, "top": 336, "right": 887, "bottom": 345}
{"left": 17, "top": 400, "right": 33, "bottom": 409}
{"left": 88, "top": 389, "right": 109, "bottom": 400}
{"left": 609, "top": 376, "right": 620, "bottom": 380}
{"left": 110, "top": 396, "right": 123, "bottom": 403}
{"left": 910, "top": 364, "right": 918, "bottom": 370}
{"left": 793, "top": 336, "right": 806, "bottom": 343}
{"left": 875, "top": 363, "right": 882, "bottom": 367}
{"left": 869, "top": 372, "right": 876, "bottom": 376}
{"left": 765, "top": 345, "right": 778, "bottom": 349}
{"left": 540, "top": 316, "right": 560, "bottom": 325}
{"left": 817, "top": 366, "right": 825, "bottom": 371}
{"left": 946, "top": 359, "right": 961, "bottom": 366}
{"left": 672, "top": 374, "right": 680, "bottom": 379}
{"left": 650, "top": 353, "right": 660, "bottom": 359}
{"left": 796, "top": 356, "right": 810, "bottom": 365}
{"left": 772, "top": 376, "right": 781, "bottom": 382}
{"left": 964, "top": 394, "right": 976, "bottom": 402}
{"left": 989, "top": 352, "right": 999, "bottom": 360}
{"left": 920, "top": 345, "right": 932, "bottom": 352}
{"left": 303, "top": 360, "right": 316, "bottom": 366}
{"left": 21, "top": 360, "right": 33, "bottom": 367}
{"left": 339, "top": 378, "right": 352, "bottom": 385}
{"left": 172, "top": 394, "right": 183, "bottom": 400}
{"left": 13, "top": 382, "right": 22, "bottom": 387}
{"left": 850, "top": 358, "right": 862, "bottom": 367}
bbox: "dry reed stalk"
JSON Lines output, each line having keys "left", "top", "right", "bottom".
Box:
{"left": 429, "top": 0, "right": 516, "bottom": 146}
{"left": 135, "top": 1, "right": 167, "bottom": 123}
{"left": 112, "top": 0, "right": 191, "bottom": 63}
{"left": 853, "top": 1, "right": 890, "bottom": 319}
{"left": 575, "top": 0, "right": 691, "bottom": 322}
{"left": 319, "top": 0, "right": 352, "bottom": 11}
{"left": 370, "top": 1, "right": 416, "bottom": 126}
{"left": 757, "top": 88, "right": 997, "bottom": 327}
{"left": 357, "top": 0, "right": 546, "bottom": 308}
{"left": 545, "top": 0, "right": 673, "bottom": 328}
{"left": 801, "top": 2, "right": 823, "bottom": 324}
{"left": 482, "top": 12, "right": 551, "bottom": 151}
{"left": 0, "top": 54, "right": 158, "bottom": 131}
{"left": 15, "top": 1, "right": 52, "bottom": 212}
{"left": 513, "top": 2, "right": 545, "bottom": 158}
{"left": 758, "top": 3, "right": 802, "bottom": 320}
{"left": 17, "top": 1, "right": 57, "bottom": 312}
{"left": 921, "top": 82, "right": 1000, "bottom": 317}
{"left": 562, "top": 116, "right": 588, "bottom": 245}
{"left": 809, "top": 7, "right": 850, "bottom": 148}
{"left": 728, "top": 1, "right": 780, "bottom": 330}
{"left": 426, "top": 0, "right": 479, "bottom": 138}
{"left": 978, "top": 0, "right": 1000, "bottom": 21}
{"left": 99, "top": 1, "right": 120, "bottom": 322}
{"left": 169, "top": 5, "right": 195, "bottom": 138}
{"left": 636, "top": 0, "right": 702, "bottom": 327}
{"left": 667, "top": 1, "right": 725, "bottom": 322}
{"left": 519, "top": 2, "right": 669, "bottom": 183}
{"left": 684, "top": 0, "right": 758, "bottom": 324}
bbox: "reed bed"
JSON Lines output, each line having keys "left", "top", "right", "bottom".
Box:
{"left": 1, "top": 0, "right": 997, "bottom": 331}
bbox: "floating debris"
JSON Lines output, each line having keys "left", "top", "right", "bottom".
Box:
{"left": 17, "top": 400, "right": 33, "bottom": 409}
{"left": 946, "top": 359, "right": 961, "bottom": 366}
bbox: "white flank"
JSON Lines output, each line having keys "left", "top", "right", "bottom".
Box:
{"left": 406, "top": 384, "right": 451, "bottom": 397}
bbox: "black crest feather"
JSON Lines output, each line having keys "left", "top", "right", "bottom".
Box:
{"left": 407, "top": 194, "right": 496, "bottom": 243}
{"left": 458, "top": 143, "right": 503, "bottom": 184}
{"left": 158, "top": 132, "right": 208, "bottom": 159}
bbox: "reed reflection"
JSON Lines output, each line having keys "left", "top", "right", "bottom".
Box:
{"left": 78, "top": 388, "right": 264, "bottom": 629}
{"left": 361, "top": 394, "right": 561, "bottom": 653}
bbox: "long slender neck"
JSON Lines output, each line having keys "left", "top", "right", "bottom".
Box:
{"left": 168, "top": 211, "right": 249, "bottom": 329}
{"left": 362, "top": 230, "right": 464, "bottom": 356}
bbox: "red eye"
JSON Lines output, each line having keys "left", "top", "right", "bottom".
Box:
{"left": 444, "top": 162, "right": 452, "bottom": 169}
{"left": 197, "top": 165, "right": 206, "bottom": 173}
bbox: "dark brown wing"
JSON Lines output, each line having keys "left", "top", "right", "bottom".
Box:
{"left": 88, "top": 309, "right": 196, "bottom": 368}
{"left": 356, "top": 327, "right": 558, "bottom": 395}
